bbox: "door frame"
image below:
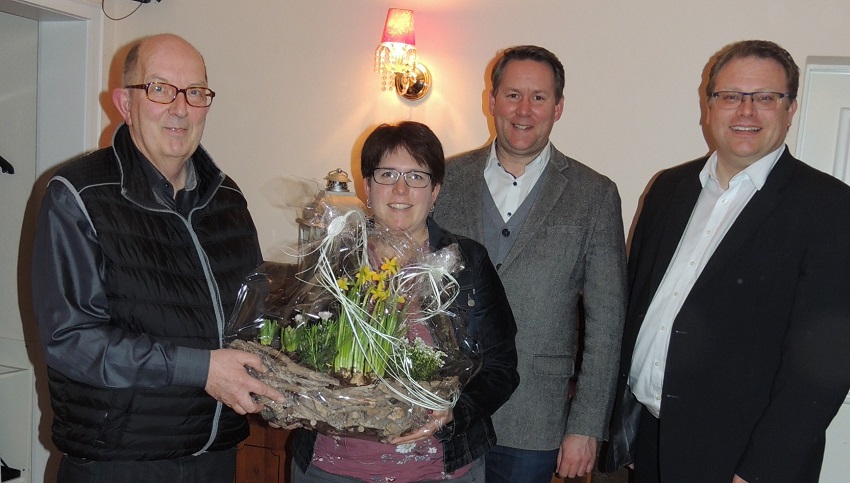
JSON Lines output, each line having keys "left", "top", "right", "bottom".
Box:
{"left": 0, "top": 1, "right": 102, "bottom": 482}
{"left": 795, "top": 55, "right": 850, "bottom": 483}
{"left": 0, "top": 0, "right": 103, "bottom": 173}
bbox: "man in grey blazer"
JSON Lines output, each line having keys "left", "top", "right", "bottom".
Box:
{"left": 433, "top": 45, "right": 627, "bottom": 482}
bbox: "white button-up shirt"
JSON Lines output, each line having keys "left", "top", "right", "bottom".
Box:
{"left": 629, "top": 145, "right": 784, "bottom": 417}
{"left": 483, "top": 141, "right": 550, "bottom": 222}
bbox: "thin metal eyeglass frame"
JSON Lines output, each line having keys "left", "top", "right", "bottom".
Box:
{"left": 125, "top": 82, "right": 216, "bottom": 107}
{"left": 710, "top": 90, "right": 789, "bottom": 110}
{"left": 371, "top": 168, "right": 433, "bottom": 188}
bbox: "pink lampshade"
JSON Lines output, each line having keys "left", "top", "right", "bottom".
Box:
{"left": 380, "top": 8, "right": 415, "bottom": 46}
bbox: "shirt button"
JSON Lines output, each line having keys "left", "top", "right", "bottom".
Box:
{"left": 502, "top": 228, "right": 510, "bottom": 237}
{"left": 660, "top": 325, "right": 666, "bottom": 331}
{"left": 513, "top": 181, "right": 517, "bottom": 186}
{"left": 654, "top": 361, "right": 660, "bottom": 367}
{"left": 655, "top": 395, "right": 661, "bottom": 401}
{"left": 496, "top": 263, "right": 502, "bottom": 270}
{"left": 705, "top": 229, "right": 712, "bottom": 235}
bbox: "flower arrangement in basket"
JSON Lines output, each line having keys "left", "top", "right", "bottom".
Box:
{"left": 225, "top": 208, "right": 480, "bottom": 441}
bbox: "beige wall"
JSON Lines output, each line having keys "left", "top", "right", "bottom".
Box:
{"left": 101, "top": 0, "right": 850, "bottom": 256}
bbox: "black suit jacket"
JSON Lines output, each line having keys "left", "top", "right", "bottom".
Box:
{"left": 613, "top": 148, "right": 850, "bottom": 482}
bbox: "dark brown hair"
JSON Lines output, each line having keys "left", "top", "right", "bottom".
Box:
{"left": 491, "top": 45, "right": 565, "bottom": 102}
{"left": 360, "top": 121, "right": 445, "bottom": 187}
{"left": 706, "top": 40, "right": 799, "bottom": 102}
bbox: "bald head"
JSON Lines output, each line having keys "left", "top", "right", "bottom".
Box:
{"left": 112, "top": 33, "right": 211, "bottom": 181}
{"left": 122, "top": 34, "right": 207, "bottom": 87}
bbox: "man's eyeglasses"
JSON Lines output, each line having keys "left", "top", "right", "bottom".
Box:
{"left": 710, "top": 91, "right": 789, "bottom": 110}
{"left": 125, "top": 82, "right": 216, "bottom": 108}
{"left": 371, "top": 168, "right": 432, "bottom": 188}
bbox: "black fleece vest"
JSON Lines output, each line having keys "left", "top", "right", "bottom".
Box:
{"left": 47, "top": 144, "right": 259, "bottom": 460}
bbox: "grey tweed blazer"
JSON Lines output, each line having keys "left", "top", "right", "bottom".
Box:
{"left": 433, "top": 143, "right": 627, "bottom": 450}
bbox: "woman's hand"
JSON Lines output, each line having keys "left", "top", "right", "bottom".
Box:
{"left": 389, "top": 410, "right": 453, "bottom": 444}
{"left": 268, "top": 421, "right": 303, "bottom": 430}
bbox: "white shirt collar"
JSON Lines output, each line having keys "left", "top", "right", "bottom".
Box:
{"left": 699, "top": 145, "right": 785, "bottom": 190}
{"left": 485, "top": 141, "right": 551, "bottom": 178}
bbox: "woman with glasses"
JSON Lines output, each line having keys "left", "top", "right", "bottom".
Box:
{"left": 289, "top": 121, "right": 519, "bottom": 482}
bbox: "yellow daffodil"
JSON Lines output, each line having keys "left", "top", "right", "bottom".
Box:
{"left": 337, "top": 277, "right": 350, "bottom": 292}
{"left": 356, "top": 266, "right": 372, "bottom": 287}
{"left": 370, "top": 284, "right": 389, "bottom": 302}
{"left": 381, "top": 257, "right": 400, "bottom": 277}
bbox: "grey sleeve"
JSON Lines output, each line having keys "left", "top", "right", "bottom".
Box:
{"left": 32, "top": 179, "right": 210, "bottom": 389}
{"left": 566, "top": 180, "right": 628, "bottom": 440}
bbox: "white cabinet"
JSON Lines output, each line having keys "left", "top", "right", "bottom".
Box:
{"left": 0, "top": 10, "right": 37, "bottom": 483}
{"left": 0, "top": 364, "right": 32, "bottom": 483}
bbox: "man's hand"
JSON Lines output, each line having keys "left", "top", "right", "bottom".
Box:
{"left": 556, "top": 434, "right": 598, "bottom": 478}
{"left": 733, "top": 475, "right": 749, "bottom": 483}
{"left": 389, "top": 410, "right": 453, "bottom": 444}
{"left": 204, "top": 348, "right": 284, "bottom": 415}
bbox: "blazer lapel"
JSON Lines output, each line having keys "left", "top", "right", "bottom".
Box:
{"left": 500, "top": 148, "right": 568, "bottom": 270}
{"left": 649, "top": 169, "right": 703, "bottom": 296}
{"left": 692, "top": 150, "right": 794, "bottom": 291}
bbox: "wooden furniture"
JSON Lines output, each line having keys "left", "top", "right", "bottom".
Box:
{"left": 235, "top": 415, "right": 292, "bottom": 483}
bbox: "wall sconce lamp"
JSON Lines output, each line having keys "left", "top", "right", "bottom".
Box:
{"left": 374, "top": 8, "right": 431, "bottom": 100}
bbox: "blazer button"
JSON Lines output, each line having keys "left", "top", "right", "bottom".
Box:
{"left": 501, "top": 228, "right": 510, "bottom": 237}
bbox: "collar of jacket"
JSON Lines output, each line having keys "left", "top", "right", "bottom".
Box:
{"left": 109, "top": 123, "right": 226, "bottom": 211}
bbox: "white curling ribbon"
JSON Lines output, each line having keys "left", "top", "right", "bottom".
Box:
{"left": 310, "top": 209, "right": 462, "bottom": 411}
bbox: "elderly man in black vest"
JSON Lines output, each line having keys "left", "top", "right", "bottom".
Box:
{"left": 32, "top": 33, "right": 282, "bottom": 482}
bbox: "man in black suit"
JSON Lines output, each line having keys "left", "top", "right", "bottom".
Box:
{"left": 613, "top": 40, "right": 850, "bottom": 482}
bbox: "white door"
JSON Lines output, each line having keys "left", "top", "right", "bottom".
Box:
{"left": 797, "top": 58, "right": 850, "bottom": 182}
{"left": 0, "top": 2, "right": 103, "bottom": 482}
{"left": 795, "top": 56, "right": 850, "bottom": 483}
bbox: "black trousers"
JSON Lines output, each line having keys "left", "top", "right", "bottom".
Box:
{"left": 57, "top": 447, "right": 236, "bottom": 483}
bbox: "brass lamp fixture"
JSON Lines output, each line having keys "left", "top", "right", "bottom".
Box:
{"left": 374, "top": 8, "right": 431, "bottom": 100}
